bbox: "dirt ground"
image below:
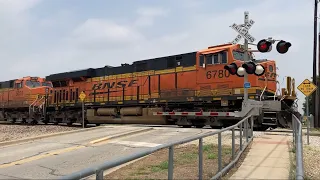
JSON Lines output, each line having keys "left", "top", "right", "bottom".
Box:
{"left": 104, "top": 144, "right": 240, "bottom": 180}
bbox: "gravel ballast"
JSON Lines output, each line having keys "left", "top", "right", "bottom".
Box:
{"left": 0, "top": 124, "right": 79, "bottom": 142}
{"left": 303, "top": 135, "right": 320, "bottom": 179}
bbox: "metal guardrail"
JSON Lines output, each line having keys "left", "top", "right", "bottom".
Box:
{"left": 292, "top": 113, "right": 304, "bottom": 180}
{"left": 60, "top": 114, "right": 255, "bottom": 180}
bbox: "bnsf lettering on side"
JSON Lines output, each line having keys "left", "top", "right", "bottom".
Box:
{"left": 92, "top": 79, "right": 137, "bottom": 90}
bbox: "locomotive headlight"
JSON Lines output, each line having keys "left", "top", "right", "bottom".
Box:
{"left": 254, "top": 64, "right": 265, "bottom": 76}
{"left": 236, "top": 67, "right": 245, "bottom": 77}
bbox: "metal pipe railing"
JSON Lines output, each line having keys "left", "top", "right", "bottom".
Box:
{"left": 59, "top": 114, "right": 255, "bottom": 180}
{"left": 292, "top": 114, "right": 304, "bottom": 180}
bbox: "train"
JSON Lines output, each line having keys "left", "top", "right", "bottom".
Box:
{"left": 0, "top": 43, "right": 298, "bottom": 130}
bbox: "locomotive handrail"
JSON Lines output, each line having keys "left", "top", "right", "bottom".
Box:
{"left": 29, "top": 96, "right": 39, "bottom": 115}
{"left": 60, "top": 110, "right": 255, "bottom": 180}
{"left": 259, "top": 76, "right": 268, "bottom": 101}
{"left": 275, "top": 80, "right": 281, "bottom": 100}
{"left": 33, "top": 96, "right": 44, "bottom": 112}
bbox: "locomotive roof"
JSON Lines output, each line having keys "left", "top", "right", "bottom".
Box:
{"left": 45, "top": 51, "right": 198, "bottom": 82}
{"left": 0, "top": 79, "right": 17, "bottom": 89}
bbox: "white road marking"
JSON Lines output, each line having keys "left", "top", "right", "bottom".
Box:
{"left": 109, "top": 140, "right": 162, "bottom": 148}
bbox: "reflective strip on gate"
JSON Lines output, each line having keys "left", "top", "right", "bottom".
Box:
{"left": 153, "top": 111, "right": 235, "bottom": 117}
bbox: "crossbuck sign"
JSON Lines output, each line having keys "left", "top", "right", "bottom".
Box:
{"left": 231, "top": 18, "right": 255, "bottom": 44}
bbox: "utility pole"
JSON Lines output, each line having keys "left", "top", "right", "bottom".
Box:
{"left": 313, "top": 0, "right": 318, "bottom": 128}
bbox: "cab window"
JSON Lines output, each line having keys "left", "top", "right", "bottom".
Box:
{"left": 26, "top": 81, "right": 41, "bottom": 88}
{"left": 42, "top": 82, "right": 53, "bottom": 87}
{"left": 200, "top": 51, "right": 227, "bottom": 66}
{"left": 15, "top": 82, "right": 23, "bottom": 88}
{"left": 232, "top": 50, "right": 253, "bottom": 61}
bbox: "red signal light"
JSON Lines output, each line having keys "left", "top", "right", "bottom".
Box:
{"left": 257, "top": 39, "right": 272, "bottom": 53}
{"left": 242, "top": 62, "right": 265, "bottom": 76}
{"left": 276, "top": 40, "right": 291, "bottom": 54}
{"left": 224, "top": 63, "right": 238, "bottom": 75}
{"left": 242, "top": 62, "right": 256, "bottom": 74}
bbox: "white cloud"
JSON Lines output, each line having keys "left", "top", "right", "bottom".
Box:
{"left": 69, "top": 19, "right": 144, "bottom": 50}
{"left": 134, "top": 7, "right": 168, "bottom": 27}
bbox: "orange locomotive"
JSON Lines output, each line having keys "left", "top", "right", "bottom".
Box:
{"left": 43, "top": 43, "right": 296, "bottom": 130}
{"left": 0, "top": 76, "right": 53, "bottom": 124}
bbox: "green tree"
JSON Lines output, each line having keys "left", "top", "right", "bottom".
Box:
{"left": 302, "top": 96, "right": 312, "bottom": 116}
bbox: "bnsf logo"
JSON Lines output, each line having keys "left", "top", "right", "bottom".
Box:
{"left": 92, "top": 79, "right": 137, "bottom": 90}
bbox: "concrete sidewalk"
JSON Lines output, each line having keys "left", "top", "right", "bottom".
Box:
{"left": 230, "top": 134, "right": 291, "bottom": 179}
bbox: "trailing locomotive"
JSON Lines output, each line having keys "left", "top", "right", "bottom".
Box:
{"left": 0, "top": 76, "right": 52, "bottom": 124}
{"left": 0, "top": 43, "right": 298, "bottom": 130}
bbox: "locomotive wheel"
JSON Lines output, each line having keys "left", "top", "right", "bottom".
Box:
{"left": 96, "top": 123, "right": 101, "bottom": 126}
{"left": 30, "top": 120, "right": 38, "bottom": 125}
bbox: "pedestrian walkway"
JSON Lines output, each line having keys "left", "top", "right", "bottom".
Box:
{"left": 230, "top": 133, "right": 291, "bottom": 179}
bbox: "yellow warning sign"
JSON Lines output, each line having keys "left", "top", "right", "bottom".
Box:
{"left": 79, "top": 91, "right": 86, "bottom": 101}
{"left": 297, "top": 79, "right": 317, "bottom": 97}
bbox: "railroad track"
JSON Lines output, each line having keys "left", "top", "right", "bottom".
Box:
{"left": 0, "top": 121, "right": 96, "bottom": 128}
{"left": 0, "top": 121, "right": 294, "bottom": 133}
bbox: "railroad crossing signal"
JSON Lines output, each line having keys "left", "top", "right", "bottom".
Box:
{"left": 297, "top": 79, "right": 317, "bottom": 97}
{"left": 224, "top": 62, "right": 265, "bottom": 77}
{"left": 257, "top": 39, "right": 272, "bottom": 52}
{"left": 276, "top": 40, "right": 291, "bottom": 54}
{"left": 230, "top": 18, "right": 255, "bottom": 44}
{"left": 79, "top": 91, "right": 86, "bottom": 101}
{"left": 257, "top": 39, "right": 291, "bottom": 54}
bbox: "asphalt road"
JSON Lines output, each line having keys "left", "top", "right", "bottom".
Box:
{"left": 0, "top": 125, "right": 215, "bottom": 179}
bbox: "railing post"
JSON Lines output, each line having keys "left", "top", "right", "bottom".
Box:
{"left": 245, "top": 119, "right": 249, "bottom": 143}
{"left": 218, "top": 132, "right": 222, "bottom": 171}
{"left": 244, "top": 119, "right": 247, "bottom": 140}
{"left": 232, "top": 128, "right": 235, "bottom": 160}
{"left": 250, "top": 116, "right": 254, "bottom": 138}
{"left": 168, "top": 146, "right": 174, "bottom": 180}
{"left": 307, "top": 115, "right": 310, "bottom": 145}
{"left": 310, "top": 114, "right": 314, "bottom": 128}
{"left": 198, "top": 138, "right": 203, "bottom": 180}
{"left": 96, "top": 169, "right": 104, "bottom": 180}
{"left": 239, "top": 122, "right": 243, "bottom": 150}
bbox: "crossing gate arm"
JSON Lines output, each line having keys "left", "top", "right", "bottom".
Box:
{"left": 153, "top": 111, "right": 236, "bottom": 117}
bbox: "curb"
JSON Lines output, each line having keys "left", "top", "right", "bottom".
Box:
{"left": 0, "top": 125, "right": 105, "bottom": 147}
{"left": 90, "top": 128, "right": 154, "bottom": 144}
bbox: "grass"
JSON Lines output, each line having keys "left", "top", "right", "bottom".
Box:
{"left": 104, "top": 143, "right": 240, "bottom": 180}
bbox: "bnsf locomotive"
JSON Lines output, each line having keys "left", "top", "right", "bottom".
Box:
{"left": 0, "top": 43, "right": 298, "bottom": 130}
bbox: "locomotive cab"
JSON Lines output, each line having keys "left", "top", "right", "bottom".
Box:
{"left": 195, "top": 43, "right": 277, "bottom": 104}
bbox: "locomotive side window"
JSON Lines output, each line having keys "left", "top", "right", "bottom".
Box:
{"left": 221, "top": 51, "right": 227, "bottom": 64}
{"left": 203, "top": 51, "right": 228, "bottom": 65}
{"left": 200, "top": 55, "right": 204, "bottom": 66}
{"left": 15, "top": 82, "right": 22, "bottom": 89}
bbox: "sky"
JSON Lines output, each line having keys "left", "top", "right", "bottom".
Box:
{"left": 0, "top": 0, "right": 315, "bottom": 113}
